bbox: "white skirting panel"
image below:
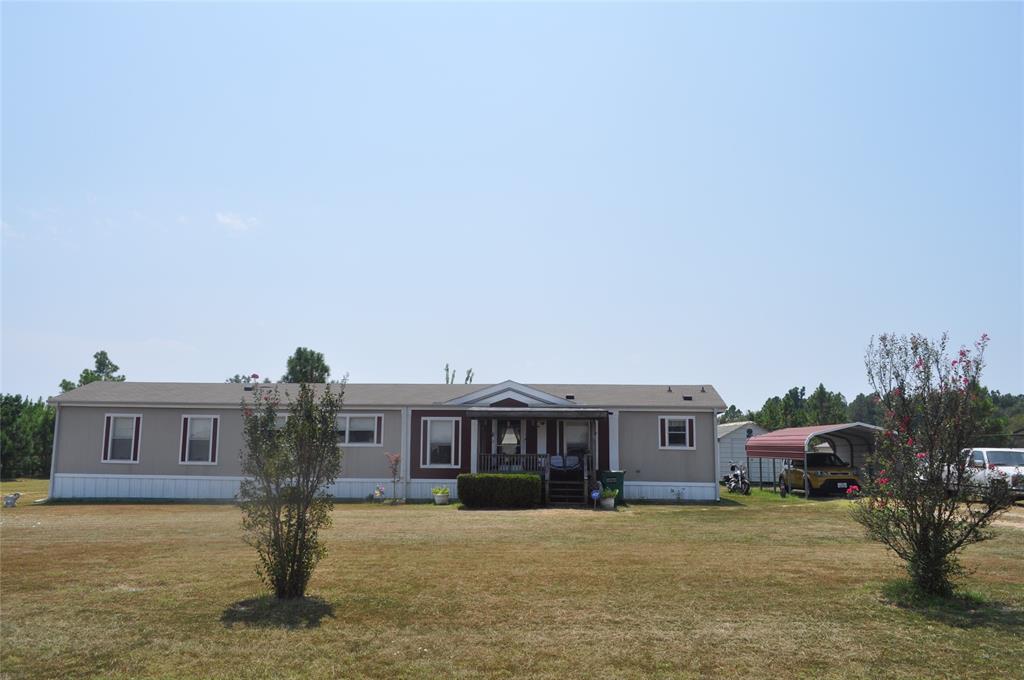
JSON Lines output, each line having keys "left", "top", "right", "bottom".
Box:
{"left": 623, "top": 481, "right": 719, "bottom": 502}
{"left": 52, "top": 473, "right": 243, "bottom": 500}
{"left": 51, "top": 474, "right": 459, "bottom": 501}
{"left": 326, "top": 478, "right": 390, "bottom": 501}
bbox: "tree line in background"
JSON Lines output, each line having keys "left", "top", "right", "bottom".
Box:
{"left": 1, "top": 351, "right": 127, "bottom": 478}
{"left": 0, "top": 395, "right": 55, "bottom": 478}
{"left": 721, "top": 382, "right": 1024, "bottom": 445}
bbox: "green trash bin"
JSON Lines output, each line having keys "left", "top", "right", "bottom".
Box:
{"left": 599, "top": 470, "right": 625, "bottom": 507}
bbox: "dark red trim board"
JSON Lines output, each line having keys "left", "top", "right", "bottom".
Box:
{"left": 180, "top": 417, "right": 189, "bottom": 462}
{"left": 210, "top": 418, "right": 219, "bottom": 463}
{"left": 132, "top": 416, "right": 141, "bottom": 462}
{"left": 102, "top": 416, "right": 111, "bottom": 461}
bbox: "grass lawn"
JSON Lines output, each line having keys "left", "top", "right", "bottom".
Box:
{"left": 1, "top": 484, "right": 1022, "bottom": 680}
{"left": 0, "top": 478, "right": 51, "bottom": 505}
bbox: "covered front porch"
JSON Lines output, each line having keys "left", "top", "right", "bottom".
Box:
{"left": 467, "top": 407, "right": 609, "bottom": 505}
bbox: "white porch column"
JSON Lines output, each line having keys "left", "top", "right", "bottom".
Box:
{"left": 470, "top": 419, "right": 479, "bottom": 474}
{"left": 609, "top": 410, "right": 620, "bottom": 471}
{"left": 713, "top": 410, "right": 721, "bottom": 501}
{"left": 401, "top": 408, "right": 411, "bottom": 499}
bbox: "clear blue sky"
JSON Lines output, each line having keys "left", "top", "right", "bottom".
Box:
{"left": 2, "top": 2, "right": 1021, "bottom": 411}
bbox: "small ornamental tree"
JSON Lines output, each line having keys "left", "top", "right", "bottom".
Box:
{"left": 239, "top": 382, "right": 344, "bottom": 599}
{"left": 851, "top": 333, "right": 1014, "bottom": 596}
{"left": 385, "top": 452, "right": 401, "bottom": 503}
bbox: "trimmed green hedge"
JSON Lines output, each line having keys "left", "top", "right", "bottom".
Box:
{"left": 456, "top": 473, "right": 542, "bottom": 509}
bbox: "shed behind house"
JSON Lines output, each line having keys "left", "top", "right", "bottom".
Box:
{"left": 717, "top": 420, "right": 770, "bottom": 483}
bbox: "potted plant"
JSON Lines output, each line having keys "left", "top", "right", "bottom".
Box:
{"left": 432, "top": 486, "right": 450, "bottom": 505}
{"left": 599, "top": 487, "right": 619, "bottom": 510}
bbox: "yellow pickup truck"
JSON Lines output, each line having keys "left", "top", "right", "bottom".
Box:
{"left": 778, "top": 452, "right": 863, "bottom": 497}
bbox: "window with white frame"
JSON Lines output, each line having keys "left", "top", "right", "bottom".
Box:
{"left": 335, "top": 414, "right": 382, "bottom": 446}
{"left": 659, "top": 415, "right": 695, "bottom": 450}
{"left": 180, "top": 416, "right": 219, "bottom": 464}
{"left": 102, "top": 414, "right": 141, "bottom": 462}
{"left": 422, "top": 417, "right": 460, "bottom": 467}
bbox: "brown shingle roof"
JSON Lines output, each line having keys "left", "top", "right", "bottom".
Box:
{"left": 51, "top": 381, "right": 726, "bottom": 410}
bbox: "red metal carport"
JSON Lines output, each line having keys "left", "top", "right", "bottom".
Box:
{"left": 744, "top": 422, "right": 882, "bottom": 490}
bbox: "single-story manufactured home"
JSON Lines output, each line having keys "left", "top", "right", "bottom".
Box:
{"left": 48, "top": 380, "right": 727, "bottom": 503}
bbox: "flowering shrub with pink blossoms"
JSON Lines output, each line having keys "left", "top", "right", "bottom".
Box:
{"left": 850, "top": 333, "right": 1013, "bottom": 597}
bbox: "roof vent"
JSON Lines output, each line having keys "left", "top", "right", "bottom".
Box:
{"left": 565, "top": 394, "right": 575, "bottom": 401}
{"left": 666, "top": 386, "right": 673, "bottom": 392}
{"left": 682, "top": 395, "right": 693, "bottom": 401}
{"left": 700, "top": 386, "right": 706, "bottom": 393}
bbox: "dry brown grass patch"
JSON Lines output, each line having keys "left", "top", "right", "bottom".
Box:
{"left": 1, "top": 486, "right": 1021, "bottom": 679}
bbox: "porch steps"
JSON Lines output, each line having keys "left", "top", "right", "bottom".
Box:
{"left": 547, "top": 480, "right": 587, "bottom": 506}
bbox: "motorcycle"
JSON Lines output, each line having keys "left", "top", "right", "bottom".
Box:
{"left": 723, "top": 462, "right": 751, "bottom": 495}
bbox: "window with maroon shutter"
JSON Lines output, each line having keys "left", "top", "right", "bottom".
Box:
{"left": 659, "top": 416, "right": 696, "bottom": 450}
{"left": 422, "top": 417, "right": 460, "bottom": 467}
{"left": 103, "top": 414, "right": 142, "bottom": 462}
{"left": 181, "top": 416, "right": 219, "bottom": 464}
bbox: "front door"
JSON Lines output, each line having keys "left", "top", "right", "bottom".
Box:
{"left": 552, "top": 420, "right": 591, "bottom": 475}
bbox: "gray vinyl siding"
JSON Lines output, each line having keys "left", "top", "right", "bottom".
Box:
{"left": 54, "top": 405, "right": 402, "bottom": 479}
{"left": 55, "top": 406, "right": 244, "bottom": 476}
{"left": 339, "top": 410, "right": 402, "bottom": 478}
{"left": 617, "top": 411, "right": 717, "bottom": 483}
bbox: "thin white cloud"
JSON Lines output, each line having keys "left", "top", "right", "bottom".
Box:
{"left": 215, "top": 211, "right": 257, "bottom": 232}
{"left": 1, "top": 221, "right": 26, "bottom": 240}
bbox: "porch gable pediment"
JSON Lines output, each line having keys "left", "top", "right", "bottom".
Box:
{"left": 444, "top": 380, "right": 577, "bottom": 407}
{"left": 491, "top": 397, "right": 530, "bottom": 408}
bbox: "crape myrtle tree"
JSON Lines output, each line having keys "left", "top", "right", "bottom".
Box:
{"left": 239, "top": 382, "right": 345, "bottom": 599}
{"left": 850, "top": 333, "right": 1014, "bottom": 596}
